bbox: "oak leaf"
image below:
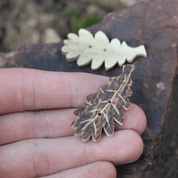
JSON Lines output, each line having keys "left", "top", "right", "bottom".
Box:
{"left": 71, "top": 64, "right": 135, "bottom": 142}
{"left": 61, "top": 29, "right": 147, "bottom": 71}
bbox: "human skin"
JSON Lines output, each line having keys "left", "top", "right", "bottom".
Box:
{"left": 0, "top": 68, "right": 147, "bottom": 178}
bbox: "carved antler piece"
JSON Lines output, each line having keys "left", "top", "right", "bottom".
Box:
{"left": 61, "top": 29, "right": 146, "bottom": 71}
{"left": 71, "top": 64, "right": 135, "bottom": 142}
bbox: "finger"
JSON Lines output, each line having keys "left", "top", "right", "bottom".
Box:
{"left": 0, "top": 103, "right": 146, "bottom": 145}
{"left": 39, "top": 161, "right": 116, "bottom": 178}
{"left": 0, "top": 68, "right": 108, "bottom": 114}
{"left": 0, "top": 109, "right": 74, "bottom": 145}
{"left": 116, "top": 103, "right": 147, "bottom": 135}
{"left": 0, "top": 130, "right": 143, "bottom": 177}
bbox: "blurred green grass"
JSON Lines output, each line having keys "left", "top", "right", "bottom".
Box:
{"left": 65, "top": 10, "right": 102, "bottom": 34}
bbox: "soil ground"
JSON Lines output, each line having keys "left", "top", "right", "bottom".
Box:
{"left": 0, "top": 0, "right": 119, "bottom": 52}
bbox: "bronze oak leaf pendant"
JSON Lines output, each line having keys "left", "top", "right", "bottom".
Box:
{"left": 71, "top": 64, "right": 135, "bottom": 142}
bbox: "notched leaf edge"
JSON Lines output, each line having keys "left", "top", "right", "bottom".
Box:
{"left": 61, "top": 28, "right": 147, "bottom": 71}
{"left": 71, "top": 64, "right": 135, "bottom": 142}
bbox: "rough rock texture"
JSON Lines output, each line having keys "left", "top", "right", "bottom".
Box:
{"left": 0, "top": 0, "right": 178, "bottom": 177}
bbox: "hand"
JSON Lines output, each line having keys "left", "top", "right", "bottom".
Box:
{"left": 0, "top": 68, "right": 147, "bottom": 178}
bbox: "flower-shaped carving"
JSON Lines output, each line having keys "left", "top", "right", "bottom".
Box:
{"left": 61, "top": 29, "right": 147, "bottom": 71}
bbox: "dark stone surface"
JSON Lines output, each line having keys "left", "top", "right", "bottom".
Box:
{"left": 0, "top": 0, "right": 178, "bottom": 177}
